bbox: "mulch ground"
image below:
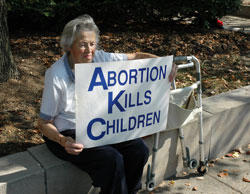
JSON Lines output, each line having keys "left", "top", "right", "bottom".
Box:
{"left": 0, "top": 23, "right": 249, "bottom": 157}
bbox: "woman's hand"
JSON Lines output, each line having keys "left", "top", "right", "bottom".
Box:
{"left": 63, "top": 136, "right": 84, "bottom": 155}
{"left": 168, "top": 63, "right": 178, "bottom": 83}
{"left": 126, "top": 52, "right": 178, "bottom": 83}
{"left": 38, "top": 118, "right": 84, "bottom": 155}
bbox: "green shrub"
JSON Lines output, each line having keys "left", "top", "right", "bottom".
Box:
{"left": 7, "top": 0, "right": 243, "bottom": 31}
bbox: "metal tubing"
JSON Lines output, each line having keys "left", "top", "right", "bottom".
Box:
{"left": 174, "top": 56, "right": 192, "bottom": 62}
{"left": 198, "top": 112, "right": 205, "bottom": 162}
{"left": 178, "top": 62, "right": 194, "bottom": 69}
{"left": 174, "top": 56, "right": 188, "bottom": 62}
{"left": 179, "top": 127, "right": 188, "bottom": 167}
{"left": 190, "top": 56, "right": 205, "bottom": 163}
{"left": 174, "top": 56, "right": 205, "bottom": 165}
{"left": 191, "top": 56, "right": 201, "bottom": 74}
{"left": 87, "top": 186, "right": 100, "bottom": 194}
{"left": 150, "top": 132, "right": 160, "bottom": 177}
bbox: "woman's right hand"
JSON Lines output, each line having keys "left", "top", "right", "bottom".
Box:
{"left": 63, "top": 136, "right": 84, "bottom": 155}
{"left": 38, "top": 118, "right": 84, "bottom": 155}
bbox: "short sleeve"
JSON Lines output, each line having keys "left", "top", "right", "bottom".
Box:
{"left": 39, "top": 70, "right": 63, "bottom": 121}
{"left": 93, "top": 50, "right": 128, "bottom": 62}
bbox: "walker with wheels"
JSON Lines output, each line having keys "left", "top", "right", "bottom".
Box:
{"left": 146, "top": 56, "right": 209, "bottom": 191}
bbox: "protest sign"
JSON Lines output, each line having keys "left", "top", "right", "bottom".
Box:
{"left": 75, "top": 56, "right": 173, "bottom": 148}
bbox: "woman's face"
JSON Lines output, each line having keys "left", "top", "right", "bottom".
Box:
{"left": 69, "top": 31, "right": 96, "bottom": 64}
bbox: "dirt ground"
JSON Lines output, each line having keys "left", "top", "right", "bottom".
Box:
{"left": 0, "top": 24, "right": 249, "bottom": 157}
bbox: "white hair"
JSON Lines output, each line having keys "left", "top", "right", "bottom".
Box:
{"left": 60, "top": 14, "right": 100, "bottom": 52}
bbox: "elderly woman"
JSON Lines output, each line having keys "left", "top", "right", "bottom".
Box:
{"left": 38, "top": 14, "right": 177, "bottom": 194}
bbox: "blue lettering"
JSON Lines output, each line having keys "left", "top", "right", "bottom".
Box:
{"left": 116, "top": 119, "right": 119, "bottom": 133}
{"left": 129, "top": 93, "right": 135, "bottom": 107}
{"left": 159, "top": 65, "right": 167, "bottom": 80}
{"left": 136, "top": 92, "right": 143, "bottom": 106}
{"left": 150, "top": 66, "right": 159, "bottom": 81}
{"left": 144, "top": 90, "right": 152, "bottom": 105}
{"left": 87, "top": 118, "right": 106, "bottom": 140}
{"left": 124, "top": 93, "right": 128, "bottom": 108}
{"left": 129, "top": 69, "right": 138, "bottom": 84}
{"left": 118, "top": 70, "right": 128, "bottom": 86}
{"left": 146, "top": 112, "right": 153, "bottom": 126}
{"left": 154, "top": 111, "right": 161, "bottom": 123}
{"left": 107, "top": 120, "right": 115, "bottom": 135}
{"left": 108, "top": 71, "right": 116, "bottom": 86}
{"left": 146, "top": 67, "right": 149, "bottom": 82}
{"left": 129, "top": 116, "right": 136, "bottom": 130}
{"left": 137, "top": 114, "right": 145, "bottom": 128}
{"left": 138, "top": 68, "right": 146, "bottom": 82}
{"left": 120, "top": 118, "right": 127, "bottom": 132}
{"left": 108, "top": 90, "right": 125, "bottom": 114}
{"left": 88, "top": 67, "right": 108, "bottom": 91}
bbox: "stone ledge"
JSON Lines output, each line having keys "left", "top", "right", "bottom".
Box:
{"left": 142, "top": 85, "right": 250, "bottom": 189}
{"left": 203, "top": 86, "right": 250, "bottom": 159}
{"left": 233, "top": 5, "right": 250, "bottom": 19}
{"left": 1, "top": 85, "right": 250, "bottom": 194}
{"left": 0, "top": 152, "right": 45, "bottom": 194}
{"left": 28, "top": 145, "right": 93, "bottom": 194}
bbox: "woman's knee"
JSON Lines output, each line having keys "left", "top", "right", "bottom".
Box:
{"left": 90, "top": 147, "right": 126, "bottom": 190}
{"left": 132, "top": 139, "right": 149, "bottom": 160}
{"left": 96, "top": 146, "right": 125, "bottom": 172}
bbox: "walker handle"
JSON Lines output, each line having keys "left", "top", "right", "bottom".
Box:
{"left": 174, "top": 56, "right": 193, "bottom": 62}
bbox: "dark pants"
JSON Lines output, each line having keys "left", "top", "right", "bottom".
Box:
{"left": 43, "top": 130, "right": 149, "bottom": 194}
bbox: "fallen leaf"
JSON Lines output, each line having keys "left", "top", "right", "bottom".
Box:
{"left": 231, "top": 169, "right": 240, "bottom": 173}
{"left": 187, "top": 74, "right": 194, "bottom": 81}
{"left": 232, "top": 152, "right": 240, "bottom": 158}
{"left": 158, "top": 181, "right": 167, "bottom": 187}
{"left": 196, "top": 177, "right": 204, "bottom": 180}
{"left": 225, "top": 153, "right": 233, "bottom": 157}
{"left": 235, "top": 147, "right": 245, "bottom": 154}
{"left": 169, "top": 180, "right": 175, "bottom": 185}
{"left": 210, "top": 159, "right": 217, "bottom": 163}
{"left": 218, "top": 172, "right": 229, "bottom": 177}
{"left": 243, "top": 177, "right": 250, "bottom": 183}
{"left": 226, "top": 151, "right": 240, "bottom": 158}
{"left": 185, "top": 183, "right": 191, "bottom": 186}
{"left": 34, "top": 99, "right": 41, "bottom": 103}
{"left": 208, "top": 163, "right": 215, "bottom": 167}
{"left": 182, "top": 171, "right": 188, "bottom": 176}
{"left": 192, "top": 186, "right": 198, "bottom": 191}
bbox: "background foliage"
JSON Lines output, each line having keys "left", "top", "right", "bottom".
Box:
{"left": 7, "top": 0, "right": 242, "bottom": 31}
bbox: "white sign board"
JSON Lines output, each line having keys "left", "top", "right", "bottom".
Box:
{"left": 75, "top": 56, "right": 173, "bottom": 148}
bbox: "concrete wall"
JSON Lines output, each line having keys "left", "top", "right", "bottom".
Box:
{"left": 234, "top": 0, "right": 250, "bottom": 18}
{"left": 0, "top": 152, "right": 45, "bottom": 194}
{"left": 0, "top": 85, "right": 250, "bottom": 194}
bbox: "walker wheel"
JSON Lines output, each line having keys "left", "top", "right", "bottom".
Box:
{"left": 197, "top": 165, "right": 208, "bottom": 175}
{"left": 146, "top": 180, "right": 155, "bottom": 191}
{"left": 189, "top": 159, "right": 198, "bottom": 169}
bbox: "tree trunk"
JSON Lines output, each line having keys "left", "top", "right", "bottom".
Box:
{"left": 0, "top": 0, "right": 19, "bottom": 82}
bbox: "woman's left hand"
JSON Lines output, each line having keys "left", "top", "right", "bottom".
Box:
{"left": 64, "top": 136, "right": 84, "bottom": 155}
{"left": 168, "top": 63, "right": 178, "bottom": 83}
